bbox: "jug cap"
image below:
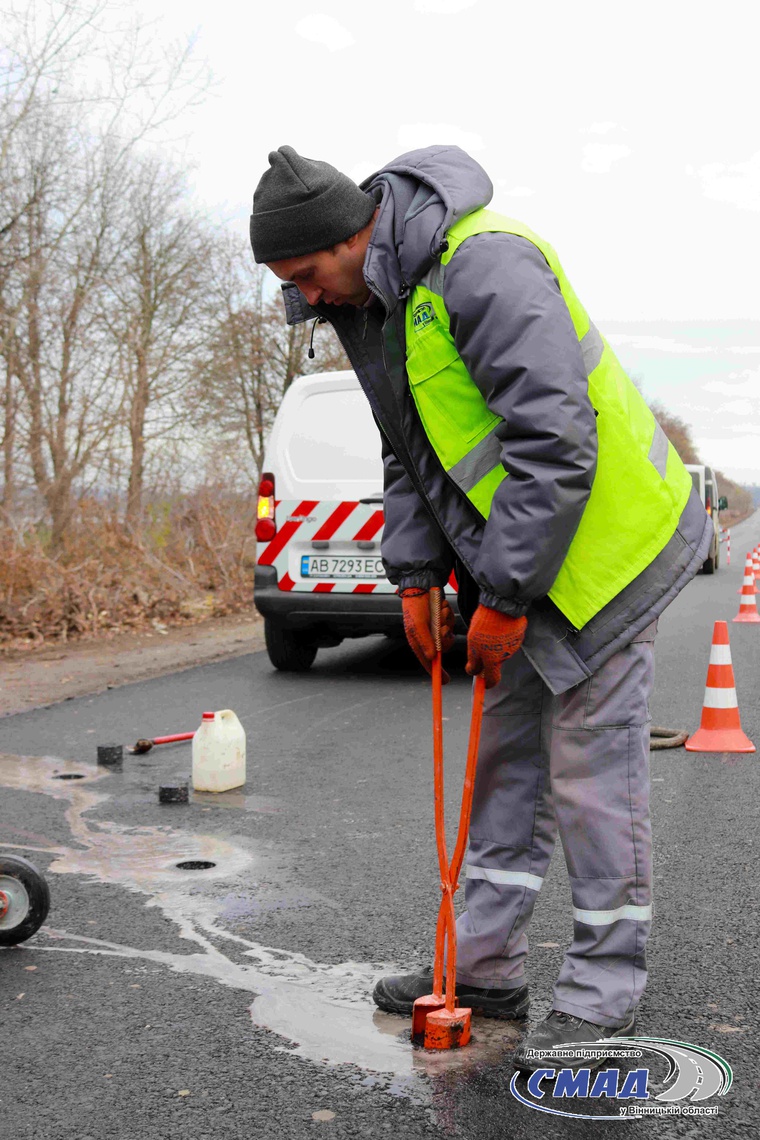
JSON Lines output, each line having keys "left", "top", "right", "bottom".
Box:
{"left": 202, "top": 711, "right": 215, "bottom": 720}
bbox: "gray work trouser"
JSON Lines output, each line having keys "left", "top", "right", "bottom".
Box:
{"left": 455, "top": 627, "right": 655, "bottom": 1029}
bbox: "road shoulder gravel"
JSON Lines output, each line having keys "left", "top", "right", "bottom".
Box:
{"left": 0, "top": 611, "right": 266, "bottom": 717}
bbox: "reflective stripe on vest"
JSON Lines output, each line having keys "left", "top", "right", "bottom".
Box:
{"left": 404, "top": 208, "right": 692, "bottom": 630}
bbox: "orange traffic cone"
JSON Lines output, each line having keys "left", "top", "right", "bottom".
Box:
{"left": 685, "top": 622, "right": 755, "bottom": 753}
{"left": 737, "top": 554, "right": 758, "bottom": 595}
{"left": 753, "top": 548, "right": 760, "bottom": 580}
{"left": 734, "top": 559, "right": 760, "bottom": 622}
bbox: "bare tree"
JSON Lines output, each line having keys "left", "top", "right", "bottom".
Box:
{"left": 194, "top": 238, "right": 275, "bottom": 483}
{"left": 2, "top": 0, "right": 207, "bottom": 247}
{"left": 649, "top": 400, "right": 701, "bottom": 465}
{"left": 7, "top": 116, "right": 128, "bottom": 546}
{"left": 195, "top": 240, "right": 351, "bottom": 484}
{"left": 107, "top": 156, "right": 215, "bottom": 529}
{"left": 265, "top": 293, "right": 351, "bottom": 394}
{"left": 0, "top": 0, "right": 209, "bottom": 537}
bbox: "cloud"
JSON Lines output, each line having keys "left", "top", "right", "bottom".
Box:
{"left": 691, "top": 151, "right": 760, "bottom": 212}
{"left": 414, "top": 0, "right": 478, "bottom": 11}
{"left": 397, "top": 124, "right": 484, "bottom": 152}
{"left": 581, "top": 122, "right": 621, "bottom": 135}
{"left": 697, "top": 436, "right": 760, "bottom": 478}
{"left": 606, "top": 333, "right": 714, "bottom": 355}
{"left": 581, "top": 143, "right": 631, "bottom": 174}
{"left": 717, "top": 399, "right": 756, "bottom": 416}
{"left": 500, "top": 184, "right": 535, "bottom": 197}
{"left": 703, "top": 370, "right": 760, "bottom": 399}
{"left": 295, "top": 14, "right": 354, "bottom": 51}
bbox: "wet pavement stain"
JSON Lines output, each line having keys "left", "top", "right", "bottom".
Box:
{"left": 0, "top": 752, "right": 524, "bottom": 1092}
{"left": 0, "top": 752, "right": 254, "bottom": 890}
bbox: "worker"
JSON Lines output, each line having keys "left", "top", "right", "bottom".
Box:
{"left": 249, "top": 145, "right": 712, "bottom": 1072}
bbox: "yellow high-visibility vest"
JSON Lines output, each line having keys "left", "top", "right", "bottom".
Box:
{"left": 405, "top": 208, "right": 692, "bottom": 630}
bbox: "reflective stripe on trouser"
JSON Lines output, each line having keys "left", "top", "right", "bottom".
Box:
{"left": 453, "top": 631, "right": 655, "bottom": 1029}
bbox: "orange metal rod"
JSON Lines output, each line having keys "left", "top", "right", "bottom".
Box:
{"left": 430, "top": 587, "right": 449, "bottom": 1001}
{"left": 449, "top": 674, "right": 486, "bottom": 887}
{"left": 427, "top": 591, "right": 488, "bottom": 1019}
{"left": 442, "top": 885, "right": 457, "bottom": 1013}
{"left": 431, "top": 904, "right": 447, "bottom": 1003}
{"left": 444, "top": 673, "right": 485, "bottom": 1012}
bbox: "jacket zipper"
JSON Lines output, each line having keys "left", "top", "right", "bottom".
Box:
{"left": 375, "top": 311, "right": 482, "bottom": 584}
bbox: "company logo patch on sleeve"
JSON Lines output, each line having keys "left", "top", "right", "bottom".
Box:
{"left": 412, "top": 302, "right": 436, "bottom": 331}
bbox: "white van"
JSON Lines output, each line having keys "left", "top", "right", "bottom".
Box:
{"left": 684, "top": 464, "right": 728, "bottom": 574}
{"left": 254, "top": 369, "right": 459, "bottom": 671}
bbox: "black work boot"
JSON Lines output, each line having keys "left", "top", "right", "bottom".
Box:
{"left": 372, "top": 965, "right": 530, "bottom": 1019}
{"left": 513, "top": 1009, "right": 636, "bottom": 1073}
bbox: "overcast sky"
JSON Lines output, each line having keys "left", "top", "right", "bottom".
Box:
{"left": 136, "top": 0, "right": 759, "bottom": 483}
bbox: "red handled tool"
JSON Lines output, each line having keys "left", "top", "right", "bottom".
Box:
{"left": 412, "top": 587, "right": 486, "bottom": 1049}
{"left": 128, "top": 732, "right": 195, "bottom": 755}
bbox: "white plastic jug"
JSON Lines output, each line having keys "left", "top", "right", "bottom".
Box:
{"left": 192, "top": 709, "right": 246, "bottom": 793}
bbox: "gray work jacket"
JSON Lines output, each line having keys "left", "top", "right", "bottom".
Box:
{"left": 280, "top": 145, "right": 711, "bottom": 693}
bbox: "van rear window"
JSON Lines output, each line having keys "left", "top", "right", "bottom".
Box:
{"left": 285, "top": 389, "right": 382, "bottom": 481}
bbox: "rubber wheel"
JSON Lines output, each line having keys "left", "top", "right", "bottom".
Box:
{"left": 0, "top": 854, "right": 51, "bottom": 946}
{"left": 702, "top": 553, "right": 715, "bottom": 575}
{"left": 264, "top": 619, "right": 318, "bottom": 672}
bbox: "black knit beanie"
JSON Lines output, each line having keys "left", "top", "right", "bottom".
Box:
{"left": 250, "top": 145, "right": 376, "bottom": 264}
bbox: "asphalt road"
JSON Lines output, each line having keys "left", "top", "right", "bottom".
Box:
{"left": 2, "top": 513, "right": 759, "bottom": 1139}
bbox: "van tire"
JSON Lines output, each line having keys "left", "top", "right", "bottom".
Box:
{"left": 702, "top": 553, "right": 716, "bottom": 575}
{"left": 264, "top": 620, "right": 318, "bottom": 671}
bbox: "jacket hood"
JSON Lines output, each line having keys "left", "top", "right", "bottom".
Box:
{"left": 359, "top": 145, "right": 493, "bottom": 311}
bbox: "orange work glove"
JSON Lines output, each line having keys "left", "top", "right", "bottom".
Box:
{"left": 399, "top": 587, "right": 456, "bottom": 684}
{"left": 465, "top": 605, "right": 527, "bottom": 689}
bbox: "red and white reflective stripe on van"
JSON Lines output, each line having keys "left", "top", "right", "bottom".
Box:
{"left": 257, "top": 500, "right": 396, "bottom": 593}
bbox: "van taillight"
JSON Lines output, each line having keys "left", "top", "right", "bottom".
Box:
{"left": 706, "top": 497, "right": 712, "bottom": 516}
{"left": 256, "top": 472, "right": 276, "bottom": 541}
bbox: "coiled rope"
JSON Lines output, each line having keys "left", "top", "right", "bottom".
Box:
{"left": 650, "top": 726, "right": 688, "bottom": 750}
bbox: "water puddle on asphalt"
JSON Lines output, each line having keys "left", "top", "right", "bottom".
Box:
{"left": 0, "top": 752, "right": 522, "bottom": 1090}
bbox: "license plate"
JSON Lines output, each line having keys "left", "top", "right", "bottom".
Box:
{"left": 300, "top": 555, "right": 385, "bottom": 579}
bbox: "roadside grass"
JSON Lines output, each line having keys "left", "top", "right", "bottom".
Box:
{"left": 0, "top": 490, "right": 258, "bottom": 651}
{"left": 1, "top": 492, "right": 751, "bottom": 653}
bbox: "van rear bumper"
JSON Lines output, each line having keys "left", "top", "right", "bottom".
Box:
{"left": 254, "top": 565, "right": 465, "bottom": 637}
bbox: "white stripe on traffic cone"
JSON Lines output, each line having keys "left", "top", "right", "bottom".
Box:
{"left": 737, "top": 554, "right": 757, "bottom": 596}
{"left": 734, "top": 556, "right": 760, "bottom": 623}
